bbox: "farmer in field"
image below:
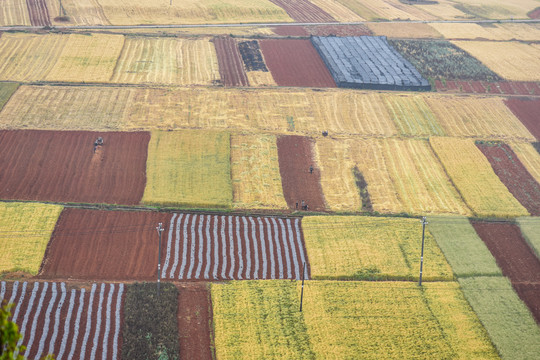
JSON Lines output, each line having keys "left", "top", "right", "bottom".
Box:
{"left": 309, "top": 165, "right": 313, "bottom": 174}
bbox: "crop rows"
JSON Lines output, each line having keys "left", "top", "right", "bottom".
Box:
{"left": 26, "top": 0, "right": 50, "bottom": 26}
{"left": 213, "top": 36, "right": 249, "bottom": 87}
{"left": 0, "top": 0, "right": 30, "bottom": 26}
{"left": 0, "top": 281, "right": 124, "bottom": 359}
{"left": 267, "top": 0, "right": 335, "bottom": 22}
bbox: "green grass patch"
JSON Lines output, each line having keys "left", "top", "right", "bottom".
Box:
{"left": 142, "top": 130, "right": 232, "bottom": 208}
{"left": 122, "top": 282, "right": 179, "bottom": 360}
{"left": 459, "top": 277, "right": 540, "bottom": 360}
{"left": 427, "top": 216, "right": 502, "bottom": 277}
{"left": 0, "top": 82, "right": 19, "bottom": 112}
{"left": 517, "top": 217, "right": 540, "bottom": 259}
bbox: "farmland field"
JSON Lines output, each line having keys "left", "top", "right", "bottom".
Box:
{"left": 0, "top": 281, "right": 124, "bottom": 359}
{"left": 142, "top": 130, "right": 232, "bottom": 208}
{"left": 267, "top": 0, "right": 335, "bottom": 22}
{"left": 335, "top": 0, "right": 437, "bottom": 21}
{"left": 302, "top": 216, "right": 453, "bottom": 281}
{"left": 425, "top": 95, "right": 534, "bottom": 141}
{"left": 304, "top": 23, "right": 372, "bottom": 36}
{"left": 451, "top": 0, "right": 540, "bottom": 19}
{"left": 0, "top": 130, "right": 149, "bottom": 205}
{"left": 0, "top": 33, "right": 69, "bottom": 82}
{"left": 231, "top": 134, "right": 287, "bottom": 210}
{"left": 259, "top": 39, "right": 336, "bottom": 87}
{"left": 382, "top": 94, "right": 444, "bottom": 136}
{"left": 0, "top": 85, "right": 134, "bottom": 130}
{"left": 435, "top": 80, "right": 540, "bottom": 96}
{"left": 245, "top": 71, "right": 276, "bottom": 86}
{"left": 27, "top": 0, "right": 51, "bottom": 26}
{"left": 112, "top": 37, "right": 220, "bottom": 85}
{"left": 427, "top": 216, "right": 501, "bottom": 277}
{"left": 517, "top": 217, "right": 540, "bottom": 259}
{"left": 452, "top": 41, "right": 540, "bottom": 81}
{"left": 510, "top": 142, "right": 540, "bottom": 187}
{"left": 429, "top": 137, "right": 529, "bottom": 218}
{"left": 0, "top": 82, "right": 18, "bottom": 111}
{"left": 0, "top": 0, "right": 30, "bottom": 26}
{"left": 431, "top": 22, "right": 540, "bottom": 41}
{"left": 504, "top": 98, "right": 540, "bottom": 140}
{"left": 45, "top": 33, "right": 125, "bottom": 83}
{"left": 368, "top": 22, "right": 443, "bottom": 38}
{"left": 302, "top": 281, "right": 498, "bottom": 359}
{"left": 308, "top": 0, "right": 364, "bottom": 22}
{"left": 0, "top": 202, "right": 62, "bottom": 276}
{"left": 213, "top": 37, "right": 249, "bottom": 87}
{"left": 476, "top": 142, "right": 540, "bottom": 215}
{"left": 48, "top": 0, "right": 110, "bottom": 26}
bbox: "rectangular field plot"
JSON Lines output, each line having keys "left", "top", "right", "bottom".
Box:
{"left": 0, "top": 33, "right": 68, "bottom": 82}
{"left": 231, "top": 134, "right": 287, "bottom": 210}
{"left": 311, "top": 36, "right": 430, "bottom": 90}
{"left": 432, "top": 22, "right": 540, "bottom": 41}
{"left": 368, "top": 22, "right": 443, "bottom": 39}
{"left": 48, "top": 0, "right": 110, "bottom": 26}
{"left": 511, "top": 142, "right": 540, "bottom": 185}
{"left": 142, "top": 130, "right": 232, "bottom": 209}
{"left": 213, "top": 36, "right": 248, "bottom": 87}
{"left": 0, "top": 130, "right": 149, "bottom": 205}
{"left": 452, "top": 41, "right": 540, "bottom": 81}
{"left": 267, "top": 0, "right": 335, "bottom": 22}
{"left": 0, "top": 281, "right": 124, "bottom": 359}
{"left": 517, "top": 217, "right": 540, "bottom": 260}
{"left": 0, "top": 202, "right": 63, "bottom": 276}
{"left": 45, "top": 33, "right": 124, "bottom": 83}
{"left": 302, "top": 216, "right": 453, "bottom": 281}
{"left": 382, "top": 94, "right": 444, "bottom": 136}
{"left": 335, "top": 0, "right": 437, "bottom": 21}
{"left": 112, "top": 37, "right": 220, "bottom": 85}
{"left": 430, "top": 137, "right": 529, "bottom": 218}
{"left": 0, "top": 82, "right": 18, "bottom": 111}
{"left": 504, "top": 98, "right": 540, "bottom": 140}
{"left": 308, "top": 0, "right": 364, "bottom": 22}
{"left": 0, "top": 0, "right": 30, "bottom": 25}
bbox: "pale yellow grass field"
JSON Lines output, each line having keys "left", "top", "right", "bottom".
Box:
{"left": 0, "top": 202, "right": 63, "bottom": 275}
{"left": 246, "top": 71, "right": 276, "bottom": 86}
{"left": 453, "top": 41, "right": 540, "bottom": 81}
{"left": 231, "top": 134, "right": 287, "bottom": 210}
{"left": 45, "top": 33, "right": 125, "bottom": 83}
{"left": 0, "top": 33, "right": 68, "bottom": 82}
{"left": 430, "top": 137, "right": 529, "bottom": 218}
{"left": 0, "top": 85, "right": 134, "bottom": 130}
{"left": 368, "top": 22, "right": 443, "bottom": 38}
{"left": 432, "top": 22, "right": 540, "bottom": 41}
{"left": 451, "top": 0, "right": 539, "bottom": 19}
{"left": 337, "top": 0, "right": 437, "bottom": 20}
{"left": 425, "top": 95, "right": 534, "bottom": 141}
{"left": 98, "top": 0, "right": 292, "bottom": 25}
{"left": 414, "top": 0, "right": 471, "bottom": 20}
{"left": 509, "top": 141, "right": 540, "bottom": 185}
{"left": 112, "top": 37, "right": 220, "bottom": 85}
{"left": 315, "top": 137, "right": 469, "bottom": 215}
{"left": 0, "top": 0, "right": 30, "bottom": 26}
{"left": 48, "top": 0, "right": 110, "bottom": 25}
{"left": 309, "top": 0, "right": 364, "bottom": 21}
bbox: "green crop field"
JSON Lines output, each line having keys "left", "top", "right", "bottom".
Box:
{"left": 517, "top": 217, "right": 540, "bottom": 259}
{"left": 0, "top": 82, "right": 18, "bottom": 111}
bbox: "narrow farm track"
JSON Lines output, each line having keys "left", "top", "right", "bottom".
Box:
{"left": 213, "top": 36, "right": 249, "bottom": 87}
{"left": 0, "top": 281, "right": 124, "bottom": 359}
{"left": 26, "top": 0, "right": 50, "bottom": 27}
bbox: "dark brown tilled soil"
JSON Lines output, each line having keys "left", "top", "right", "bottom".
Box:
{"left": 213, "top": 37, "right": 249, "bottom": 87}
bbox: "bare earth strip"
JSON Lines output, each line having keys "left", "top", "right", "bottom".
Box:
{"left": 0, "top": 0, "right": 31, "bottom": 26}
{"left": 268, "top": 0, "right": 335, "bottom": 22}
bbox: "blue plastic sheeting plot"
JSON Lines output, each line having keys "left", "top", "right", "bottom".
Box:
{"left": 311, "top": 36, "right": 431, "bottom": 91}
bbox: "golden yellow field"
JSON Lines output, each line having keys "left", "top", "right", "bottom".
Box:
{"left": 432, "top": 22, "right": 540, "bottom": 41}
{"left": 231, "top": 134, "right": 287, "bottom": 210}
{"left": 0, "top": 33, "right": 69, "bottom": 82}
{"left": 425, "top": 95, "right": 535, "bottom": 141}
{"left": 382, "top": 94, "right": 445, "bottom": 136}
{"left": 45, "top": 33, "right": 125, "bottom": 83}
{"left": 142, "top": 130, "right": 232, "bottom": 208}
{"left": 315, "top": 137, "right": 469, "bottom": 215}
{"left": 301, "top": 281, "right": 498, "bottom": 359}
{"left": 0, "top": 0, "right": 30, "bottom": 26}
{"left": 367, "top": 22, "right": 443, "bottom": 38}
{"left": 302, "top": 216, "right": 453, "bottom": 281}
{"left": 451, "top": 0, "right": 539, "bottom": 19}
{"left": 452, "top": 41, "right": 540, "bottom": 81}
{"left": 112, "top": 37, "right": 220, "bottom": 85}
{"left": 0, "top": 85, "right": 134, "bottom": 130}
{"left": 0, "top": 202, "right": 63, "bottom": 275}
{"left": 414, "top": 1, "right": 470, "bottom": 20}
{"left": 246, "top": 71, "right": 276, "bottom": 87}
{"left": 336, "top": 0, "right": 436, "bottom": 21}
{"left": 430, "top": 137, "right": 529, "bottom": 218}
{"left": 510, "top": 141, "right": 540, "bottom": 185}
{"left": 97, "top": 0, "right": 292, "bottom": 25}
{"left": 48, "top": 0, "right": 110, "bottom": 26}
{"left": 309, "top": 0, "right": 364, "bottom": 21}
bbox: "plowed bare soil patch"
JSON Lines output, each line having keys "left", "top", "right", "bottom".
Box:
{"left": 504, "top": 98, "right": 540, "bottom": 140}
{"left": 26, "top": 0, "right": 50, "bottom": 26}
{"left": 528, "top": 7, "right": 540, "bottom": 19}
{"left": 177, "top": 283, "right": 213, "bottom": 360}
{"left": 259, "top": 39, "right": 336, "bottom": 88}
{"left": 472, "top": 221, "right": 540, "bottom": 283}
{"left": 268, "top": 0, "right": 335, "bottom": 22}
{"left": 213, "top": 37, "right": 248, "bottom": 87}
{"left": 476, "top": 142, "right": 540, "bottom": 215}
{"left": 0, "top": 130, "right": 148, "bottom": 205}
{"left": 277, "top": 135, "right": 325, "bottom": 211}
{"left": 40, "top": 208, "right": 172, "bottom": 280}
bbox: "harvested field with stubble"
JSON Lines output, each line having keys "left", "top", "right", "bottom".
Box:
{"left": 231, "top": 134, "right": 287, "bottom": 210}
{"left": 213, "top": 37, "right": 248, "bottom": 87}
{"left": 504, "top": 98, "right": 540, "bottom": 140}
{"left": 0, "top": 130, "right": 149, "bottom": 205}
{"left": 48, "top": 0, "right": 110, "bottom": 26}
{"left": 277, "top": 135, "right": 326, "bottom": 211}
{"left": 0, "top": 0, "right": 30, "bottom": 26}
{"left": 431, "top": 22, "right": 540, "bottom": 41}
{"left": 336, "top": 0, "right": 437, "bottom": 20}
{"left": 368, "top": 22, "right": 442, "bottom": 38}
{"left": 112, "top": 37, "right": 220, "bottom": 85}
{"left": 27, "top": 0, "right": 50, "bottom": 26}
{"left": 511, "top": 142, "right": 540, "bottom": 191}
{"left": 259, "top": 39, "right": 336, "bottom": 87}
{"left": 268, "top": 0, "right": 335, "bottom": 22}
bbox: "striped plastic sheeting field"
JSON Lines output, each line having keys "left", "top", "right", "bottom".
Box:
{"left": 0, "top": 281, "right": 123, "bottom": 360}
{"left": 160, "top": 214, "right": 309, "bottom": 281}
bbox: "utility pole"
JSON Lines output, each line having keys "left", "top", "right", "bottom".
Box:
{"left": 156, "top": 222, "right": 164, "bottom": 297}
{"left": 418, "top": 216, "right": 428, "bottom": 286}
{"left": 299, "top": 262, "right": 306, "bottom": 311}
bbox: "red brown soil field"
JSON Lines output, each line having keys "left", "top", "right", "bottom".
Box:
{"left": 277, "top": 135, "right": 326, "bottom": 211}
{"left": 26, "top": 0, "right": 51, "bottom": 26}
{"left": 504, "top": 98, "right": 540, "bottom": 140}
{"left": 528, "top": 7, "right": 540, "bottom": 19}
{"left": 476, "top": 142, "right": 540, "bottom": 215}
{"left": 40, "top": 208, "right": 172, "bottom": 280}
{"left": 160, "top": 213, "right": 309, "bottom": 280}
{"left": 0, "top": 130, "right": 149, "bottom": 205}
{"left": 177, "top": 283, "right": 213, "bottom": 360}
{"left": 512, "top": 282, "right": 540, "bottom": 324}
{"left": 435, "top": 80, "right": 540, "bottom": 95}
{"left": 213, "top": 37, "right": 249, "bottom": 87}
{"left": 268, "top": 0, "right": 335, "bottom": 22}
{"left": 471, "top": 221, "right": 540, "bottom": 283}
{"left": 259, "top": 39, "right": 336, "bottom": 87}
{"left": 0, "top": 281, "right": 124, "bottom": 359}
